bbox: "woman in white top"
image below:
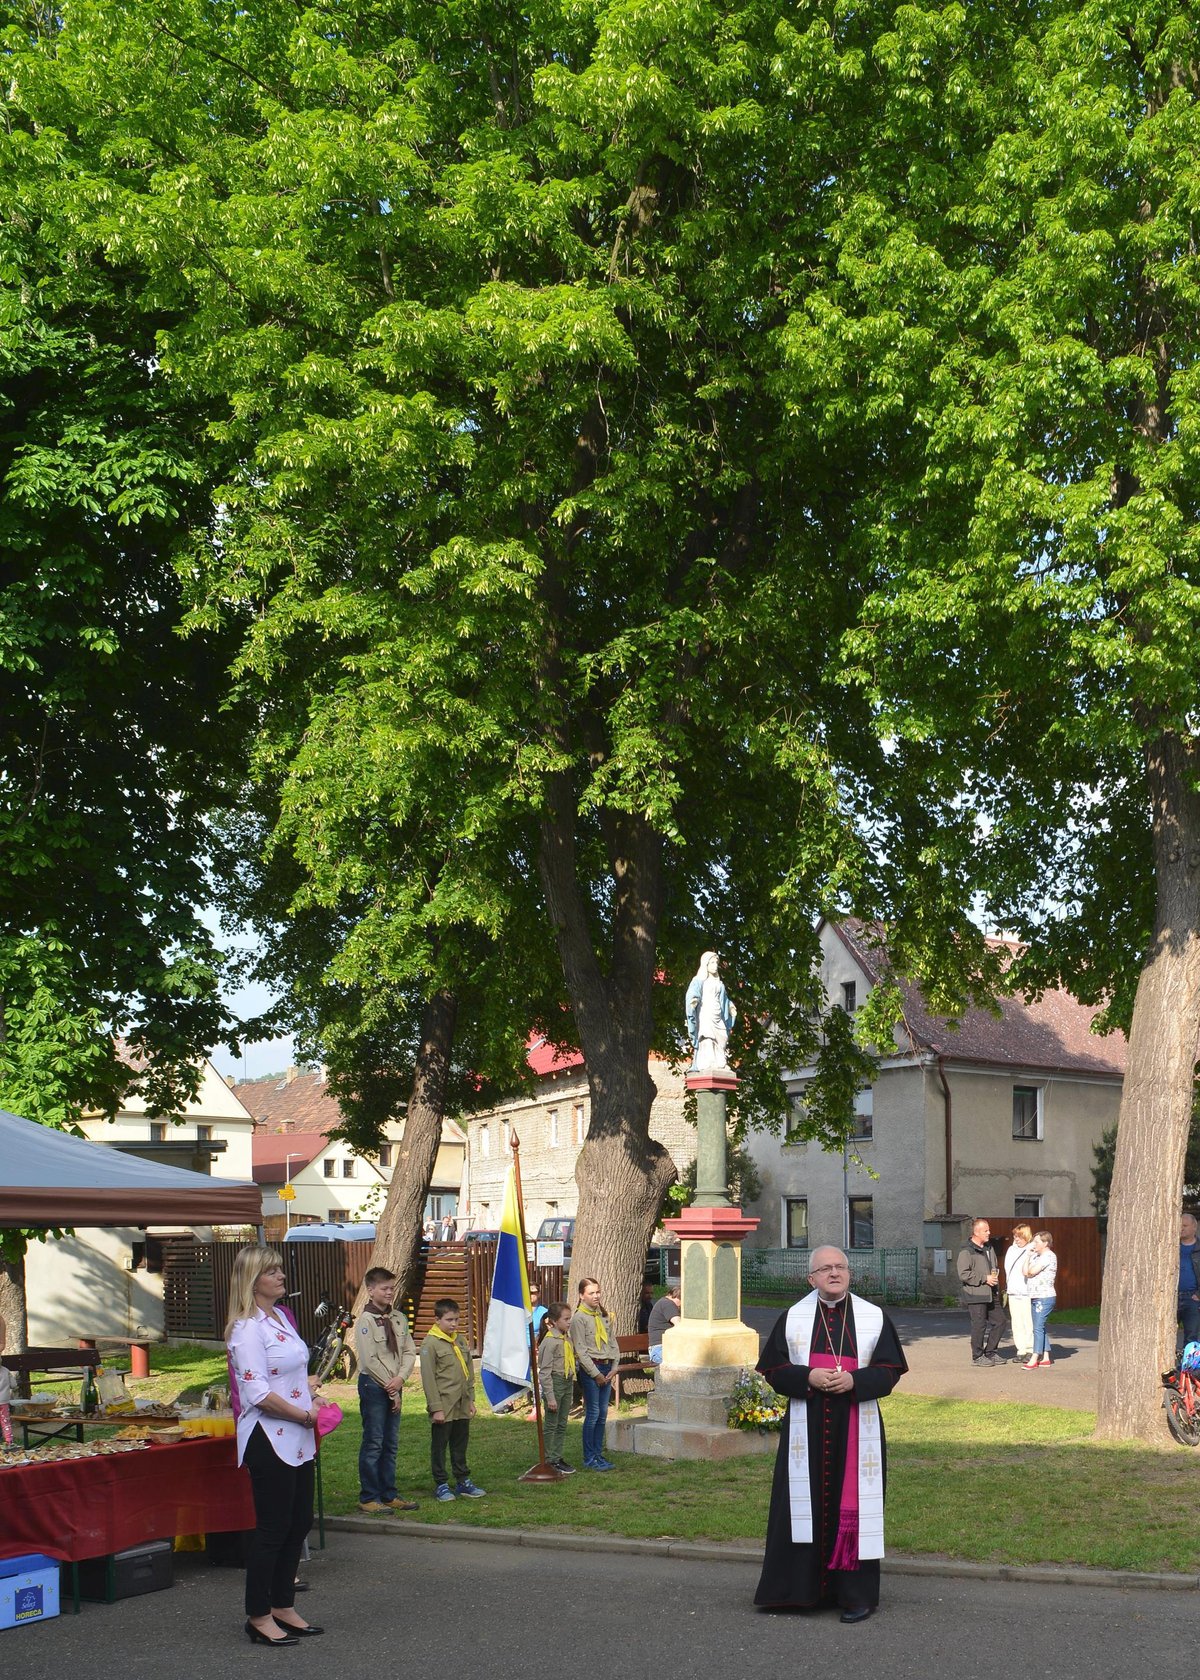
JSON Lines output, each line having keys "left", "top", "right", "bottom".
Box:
{"left": 1004, "top": 1223, "right": 1035, "bottom": 1363}
{"left": 1021, "top": 1231, "right": 1058, "bottom": 1370}
{"left": 225, "top": 1246, "right": 321, "bottom": 1646}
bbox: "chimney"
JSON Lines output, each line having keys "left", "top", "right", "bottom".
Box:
{"left": 285, "top": 1066, "right": 299, "bottom": 1085}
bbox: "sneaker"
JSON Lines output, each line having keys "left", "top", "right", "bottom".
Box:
{"left": 987, "top": 1354, "right": 1006, "bottom": 1365}
{"left": 971, "top": 1356, "right": 988, "bottom": 1366}
{"left": 434, "top": 1484, "right": 456, "bottom": 1502}
{"left": 357, "top": 1501, "right": 384, "bottom": 1513}
{"left": 595, "top": 1456, "right": 615, "bottom": 1469}
{"left": 585, "top": 1458, "right": 613, "bottom": 1471}
{"left": 554, "top": 1459, "right": 577, "bottom": 1475}
{"left": 455, "top": 1480, "right": 487, "bottom": 1498}
{"left": 384, "top": 1498, "right": 419, "bottom": 1511}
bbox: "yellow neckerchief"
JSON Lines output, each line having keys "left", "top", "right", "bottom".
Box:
{"left": 549, "top": 1327, "right": 577, "bottom": 1378}
{"left": 428, "top": 1324, "right": 472, "bottom": 1385}
{"left": 579, "top": 1303, "right": 610, "bottom": 1349}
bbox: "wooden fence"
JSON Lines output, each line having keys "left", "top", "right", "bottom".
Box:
{"left": 974, "top": 1214, "right": 1101, "bottom": 1310}
{"left": 161, "top": 1237, "right": 564, "bottom": 1355}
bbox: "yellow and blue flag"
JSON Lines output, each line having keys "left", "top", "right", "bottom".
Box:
{"left": 480, "top": 1162, "right": 533, "bottom": 1411}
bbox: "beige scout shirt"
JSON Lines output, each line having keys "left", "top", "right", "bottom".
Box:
{"left": 419, "top": 1330, "right": 474, "bottom": 1420}
{"left": 538, "top": 1329, "right": 573, "bottom": 1400}
{"left": 569, "top": 1305, "right": 615, "bottom": 1379}
{"left": 353, "top": 1306, "right": 417, "bottom": 1392}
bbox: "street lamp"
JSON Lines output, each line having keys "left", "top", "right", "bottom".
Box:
{"left": 284, "top": 1152, "right": 304, "bottom": 1232}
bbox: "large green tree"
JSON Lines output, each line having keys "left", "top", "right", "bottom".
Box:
{"left": 776, "top": 0, "right": 1200, "bottom": 1437}
{"left": 1, "top": 0, "right": 244, "bottom": 1331}
{"left": 35, "top": 0, "right": 955, "bottom": 1326}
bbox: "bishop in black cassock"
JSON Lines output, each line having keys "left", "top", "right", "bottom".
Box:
{"left": 754, "top": 1246, "right": 907, "bottom": 1618}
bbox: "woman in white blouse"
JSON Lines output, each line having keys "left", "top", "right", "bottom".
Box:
{"left": 1021, "top": 1231, "right": 1058, "bottom": 1370}
{"left": 226, "top": 1246, "right": 322, "bottom": 1646}
{"left": 1004, "top": 1223, "right": 1035, "bottom": 1364}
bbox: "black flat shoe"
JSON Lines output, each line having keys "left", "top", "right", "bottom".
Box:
{"left": 244, "top": 1620, "right": 298, "bottom": 1646}
{"left": 839, "top": 1606, "right": 874, "bottom": 1624}
{"left": 292, "top": 1581, "right": 311, "bottom": 1593}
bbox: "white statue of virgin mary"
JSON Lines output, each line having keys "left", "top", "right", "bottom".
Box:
{"left": 685, "top": 951, "right": 736, "bottom": 1071}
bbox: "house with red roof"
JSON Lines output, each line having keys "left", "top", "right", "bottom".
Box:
{"left": 743, "top": 920, "right": 1125, "bottom": 1278}
{"left": 235, "top": 1068, "right": 467, "bottom": 1232}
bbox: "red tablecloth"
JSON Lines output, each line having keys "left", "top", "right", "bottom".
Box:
{"left": 0, "top": 1437, "right": 255, "bottom": 1562}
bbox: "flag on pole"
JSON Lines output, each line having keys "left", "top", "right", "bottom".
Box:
{"left": 480, "top": 1162, "right": 533, "bottom": 1411}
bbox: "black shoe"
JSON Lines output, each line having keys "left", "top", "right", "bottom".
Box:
{"left": 554, "top": 1459, "right": 577, "bottom": 1474}
{"left": 292, "top": 1581, "right": 311, "bottom": 1593}
{"left": 987, "top": 1354, "right": 1006, "bottom": 1365}
{"left": 971, "top": 1356, "right": 988, "bottom": 1366}
{"left": 245, "top": 1621, "right": 299, "bottom": 1647}
{"left": 840, "top": 1606, "right": 874, "bottom": 1624}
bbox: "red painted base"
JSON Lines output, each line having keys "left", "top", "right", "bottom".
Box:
{"left": 685, "top": 1070, "right": 739, "bottom": 1093}
{"left": 663, "top": 1206, "right": 760, "bottom": 1243}
{"left": 518, "top": 1460, "right": 566, "bottom": 1483}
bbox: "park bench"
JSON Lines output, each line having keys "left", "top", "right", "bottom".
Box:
{"left": 3, "top": 1345, "right": 101, "bottom": 1401}
{"left": 611, "top": 1333, "right": 655, "bottom": 1405}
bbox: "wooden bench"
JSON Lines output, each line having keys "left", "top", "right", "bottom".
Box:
{"left": 612, "top": 1333, "right": 655, "bottom": 1404}
{"left": 4, "top": 1346, "right": 101, "bottom": 1400}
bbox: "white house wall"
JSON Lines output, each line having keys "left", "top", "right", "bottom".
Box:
{"left": 25, "top": 1227, "right": 165, "bottom": 1344}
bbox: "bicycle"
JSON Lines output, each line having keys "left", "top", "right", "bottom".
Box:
{"left": 1161, "top": 1363, "right": 1200, "bottom": 1446}
{"left": 309, "top": 1297, "right": 356, "bottom": 1384}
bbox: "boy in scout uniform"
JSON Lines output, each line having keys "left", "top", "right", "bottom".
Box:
{"left": 354, "top": 1266, "right": 419, "bottom": 1512}
{"left": 419, "top": 1297, "right": 486, "bottom": 1501}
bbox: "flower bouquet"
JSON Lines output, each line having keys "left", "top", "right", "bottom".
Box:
{"left": 726, "top": 1368, "right": 786, "bottom": 1433}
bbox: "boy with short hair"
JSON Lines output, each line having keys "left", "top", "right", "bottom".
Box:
{"left": 419, "top": 1298, "right": 485, "bottom": 1502}
{"left": 537, "top": 1301, "right": 576, "bottom": 1473}
{"left": 353, "top": 1266, "right": 419, "bottom": 1513}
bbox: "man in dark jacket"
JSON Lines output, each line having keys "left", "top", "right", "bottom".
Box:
{"left": 957, "top": 1218, "right": 1006, "bottom": 1366}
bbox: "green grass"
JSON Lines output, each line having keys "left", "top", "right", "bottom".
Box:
{"left": 38, "top": 1344, "right": 1196, "bottom": 1576}
{"left": 313, "top": 1380, "right": 1200, "bottom": 1576}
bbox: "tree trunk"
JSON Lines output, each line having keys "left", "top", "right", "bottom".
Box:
{"left": 1095, "top": 730, "right": 1200, "bottom": 1441}
{"left": 537, "top": 774, "right": 676, "bottom": 1330}
{"left": 0, "top": 1255, "right": 29, "bottom": 1399}
{"left": 360, "top": 989, "right": 458, "bottom": 1311}
{"left": 569, "top": 1064, "right": 677, "bottom": 1334}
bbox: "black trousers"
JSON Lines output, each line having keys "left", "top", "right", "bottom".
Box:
{"left": 430, "top": 1417, "right": 470, "bottom": 1488}
{"left": 243, "top": 1424, "right": 315, "bottom": 1618}
{"left": 967, "top": 1298, "right": 1005, "bottom": 1358}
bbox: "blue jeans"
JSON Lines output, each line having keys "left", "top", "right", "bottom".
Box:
{"left": 580, "top": 1362, "right": 613, "bottom": 1463}
{"left": 358, "top": 1374, "right": 400, "bottom": 1504}
{"left": 1178, "top": 1297, "right": 1200, "bottom": 1345}
{"left": 1030, "top": 1295, "right": 1055, "bottom": 1359}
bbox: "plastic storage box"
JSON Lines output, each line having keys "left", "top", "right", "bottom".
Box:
{"left": 0, "top": 1554, "right": 61, "bottom": 1630}
{"left": 77, "top": 1540, "right": 174, "bottom": 1603}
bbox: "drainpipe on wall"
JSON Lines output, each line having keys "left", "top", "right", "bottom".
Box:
{"left": 936, "top": 1054, "right": 953, "bottom": 1217}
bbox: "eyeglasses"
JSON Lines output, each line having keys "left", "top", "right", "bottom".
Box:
{"left": 811, "top": 1264, "right": 849, "bottom": 1274}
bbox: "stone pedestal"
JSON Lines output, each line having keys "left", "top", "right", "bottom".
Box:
{"left": 611, "top": 1067, "right": 765, "bottom": 1460}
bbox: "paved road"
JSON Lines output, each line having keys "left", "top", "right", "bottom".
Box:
{"left": 13, "top": 1529, "right": 1190, "bottom": 1680}
{"left": 745, "top": 1304, "right": 1099, "bottom": 1410}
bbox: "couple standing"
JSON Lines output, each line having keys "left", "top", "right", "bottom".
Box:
{"left": 958, "top": 1217, "right": 1057, "bottom": 1368}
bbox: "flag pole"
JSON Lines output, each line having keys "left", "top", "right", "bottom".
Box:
{"left": 511, "top": 1130, "right": 562, "bottom": 1483}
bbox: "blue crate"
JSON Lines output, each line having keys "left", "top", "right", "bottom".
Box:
{"left": 0, "top": 1554, "right": 60, "bottom": 1630}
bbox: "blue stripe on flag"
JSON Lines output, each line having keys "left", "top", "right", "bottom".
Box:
{"left": 480, "top": 1166, "right": 533, "bottom": 1412}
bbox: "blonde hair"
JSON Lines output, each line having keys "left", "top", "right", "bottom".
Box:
{"left": 224, "top": 1245, "right": 284, "bottom": 1340}
{"left": 1012, "top": 1223, "right": 1033, "bottom": 1244}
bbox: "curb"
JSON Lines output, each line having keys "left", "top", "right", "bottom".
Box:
{"left": 322, "top": 1517, "right": 1200, "bottom": 1592}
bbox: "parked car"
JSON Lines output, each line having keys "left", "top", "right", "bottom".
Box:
{"left": 535, "top": 1216, "right": 575, "bottom": 1256}
{"left": 284, "top": 1222, "right": 376, "bottom": 1242}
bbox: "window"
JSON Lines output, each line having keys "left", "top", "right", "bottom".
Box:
{"left": 502, "top": 1122, "right": 510, "bottom": 1150}
{"left": 327, "top": 1207, "right": 349, "bottom": 1222}
{"left": 342, "top": 1158, "right": 355, "bottom": 1178}
{"left": 197, "top": 1124, "right": 213, "bottom": 1143}
{"left": 575, "top": 1105, "right": 586, "bottom": 1144}
{"left": 481, "top": 1124, "right": 490, "bottom": 1158}
{"left": 324, "top": 1159, "right": 336, "bottom": 1179}
{"left": 377, "top": 1144, "right": 392, "bottom": 1169}
{"left": 149, "top": 1122, "right": 167, "bottom": 1143}
{"left": 1013, "top": 1085, "right": 1042, "bottom": 1141}
{"left": 852, "top": 1088, "right": 873, "bottom": 1140}
{"left": 847, "top": 1196, "right": 874, "bottom": 1249}
{"left": 1014, "top": 1195, "right": 1043, "bottom": 1220}
{"left": 784, "top": 1198, "right": 809, "bottom": 1249}
{"left": 548, "top": 1109, "right": 559, "bottom": 1147}
{"left": 841, "top": 981, "right": 858, "bottom": 1013}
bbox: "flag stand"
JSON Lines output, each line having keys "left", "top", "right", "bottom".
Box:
{"left": 510, "top": 1131, "right": 564, "bottom": 1484}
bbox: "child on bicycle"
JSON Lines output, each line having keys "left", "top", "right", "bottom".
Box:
{"left": 419, "top": 1298, "right": 485, "bottom": 1501}
{"left": 353, "top": 1267, "right": 418, "bottom": 1513}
